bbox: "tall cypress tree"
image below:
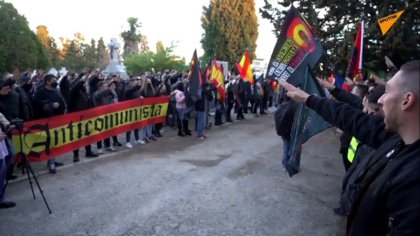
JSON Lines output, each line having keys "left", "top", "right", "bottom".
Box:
{"left": 201, "top": 0, "right": 259, "bottom": 65}
{"left": 97, "top": 37, "right": 109, "bottom": 69}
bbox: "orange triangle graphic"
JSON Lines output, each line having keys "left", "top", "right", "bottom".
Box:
{"left": 377, "top": 9, "right": 405, "bottom": 36}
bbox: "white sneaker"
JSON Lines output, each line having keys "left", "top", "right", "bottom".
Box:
{"left": 135, "top": 139, "right": 145, "bottom": 144}
{"left": 125, "top": 142, "right": 133, "bottom": 148}
{"left": 97, "top": 149, "right": 103, "bottom": 154}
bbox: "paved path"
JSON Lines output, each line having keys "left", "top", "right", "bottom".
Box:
{"left": 0, "top": 112, "right": 346, "bottom": 236}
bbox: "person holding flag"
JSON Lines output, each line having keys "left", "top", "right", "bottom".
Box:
{"left": 232, "top": 67, "right": 245, "bottom": 120}
{"left": 210, "top": 57, "right": 226, "bottom": 126}
{"left": 251, "top": 74, "right": 263, "bottom": 117}
{"left": 279, "top": 60, "right": 420, "bottom": 235}
{"left": 265, "top": 5, "right": 328, "bottom": 175}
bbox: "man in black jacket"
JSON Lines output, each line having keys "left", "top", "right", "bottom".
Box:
{"left": 280, "top": 60, "right": 419, "bottom": 235}
{"left": 33, "top": 74, "right": 67, "bottom": 174}
{"left": 68, "top": 77, "right": 98, "bottom": 162}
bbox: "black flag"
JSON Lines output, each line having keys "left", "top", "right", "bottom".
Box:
{"left": 188, "top": 49, "right": 203, "bottom": 102}
{"left": 286, "top": 66, "right": 331, "bottom": 176}
{"left": 266, "top": 6, "right": 322, "bottom": 87}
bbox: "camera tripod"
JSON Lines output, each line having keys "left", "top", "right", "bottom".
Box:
{"left": 2, "top": 125, "right": 52, "bottom": 214}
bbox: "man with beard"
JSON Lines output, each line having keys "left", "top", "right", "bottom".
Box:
{"left": 280, "top": 60, "right": 419, "bottom": 235}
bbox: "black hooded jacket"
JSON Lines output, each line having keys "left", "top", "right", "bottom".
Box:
{"left": 68, "top": 80, "right": 90, "bottom": 112}
{"left": 306, "top": 95, "right": 420, "bottom": 235}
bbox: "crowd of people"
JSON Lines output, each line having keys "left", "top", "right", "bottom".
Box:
{"left": 2, "top": 59, "right": 418, "bottom": 235}
{"left": 279, "top": 60, "right": 419, "bottom": 235}
{"left": 0, "top": 66, "right": 278, "bottom": 209}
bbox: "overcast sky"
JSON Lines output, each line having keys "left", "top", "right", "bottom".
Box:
{"left": 6, "top": 0, "right": 277, "bottom": 63}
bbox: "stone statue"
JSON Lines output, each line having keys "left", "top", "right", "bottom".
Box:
{"left": 103, "top": 38, "right": 128, "bottom": 80}
{"left": 107, "top": 38, "right": 120, "bottom": 61}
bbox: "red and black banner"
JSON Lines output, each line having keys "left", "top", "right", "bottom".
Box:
{"left": 12, "top": 96, "right": 169, "bottom": 161}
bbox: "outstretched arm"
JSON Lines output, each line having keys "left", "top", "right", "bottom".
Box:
{"left": 279, "top": 80, "right": 394, "bottom": 148}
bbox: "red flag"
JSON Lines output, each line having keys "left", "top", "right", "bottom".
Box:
{"left": 210, "top": 57, "right": 225, "bottom": 101}
{"left": 236, "top": 50, "right": 254, "bottom": 84}
{"left": 346, "top": 21, "right": 364, "bottom": 80}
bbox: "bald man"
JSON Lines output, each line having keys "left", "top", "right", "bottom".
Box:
{"left": 280, "top": 60, "right": 419, "bottom": 235}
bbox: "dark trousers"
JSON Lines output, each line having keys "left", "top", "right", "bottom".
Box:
{"left": 215, "top": 101, "right": 224, "bottom": 124}
{"left": 243, "top": 98, "right": 249, "bottom": 113}
{"left": 251, "top": 98, "right": 257, "bottom": 114}
{"left": 167, "top": 101, "right": 177, "bottom": 128}
{"left": 235, "top": 102, "right": 244, "bottom": 119}
{"left": 97, "top": 138, "right": 111, "bottom": 149}
{"left": 262, "top": 95, "right": 269, "bottom": 111}
{"left": 154, "top": 123, "right": 163, "bottom": 135}
{"left": 215, "top": 109, "right": 222, "bottom": 124}
{"left": 126, "top": 129, "right": 139, "bottom": 142}
{"left": 226, "top": 102, "right": 234, "bottom": 121}
{"left": 73, "top": 145, "right": 92, "bottom": 157}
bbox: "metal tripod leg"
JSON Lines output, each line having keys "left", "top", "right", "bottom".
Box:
{"left": 22, "top": 156, "right": 36, "bottom": 199}
{"left": 22, "top": 156, "right": 52, "bottom": 214}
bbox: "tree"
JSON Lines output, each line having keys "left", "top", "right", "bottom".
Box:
{"left": 83, "top": 39, "right": 98, "bottom": 70}
{"left": 62, "top": 40, "right": 82, "bottom": 72}
{"left": 36, "top": 25, "right": 61, "bottom": 68}
{"left": 36, "top": 25, "right": 50, "bottom": 50}
{"left": 121, "top": 17, "right": 142, "bottom": 58}
{"left": 201, "top": 0, "right": 259, "bottom": 66}
{"left": 0, "top": 1, "right": 50, "bottom": 72}
{"left": 124, "top": 42, "right": 186, "bottom": 75}
{"left": 97, "top": 37, "right": 109, "bottom": 69}
{"left": 59, "top": 36, "right": 71, "bottom": 60}
{"left": 259, "top": 0, "right": 420, "bottom": 74}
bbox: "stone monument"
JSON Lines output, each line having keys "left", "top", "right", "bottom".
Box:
{"left": 102, "top": 38, "right": 129, "bottom": 79}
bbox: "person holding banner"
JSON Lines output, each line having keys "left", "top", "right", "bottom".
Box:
{"left": 33, "top": 74, "right": 67, "bottom": 174}
{"left": 93, "top": 81, "right": 118, "bottom": 153}
{"left": 69, "top": 75, "right": 99, "bottom": 162}
{"left": 139, "top": 76, "right": 157, "bottom": 142}
{"left": 124, "top": 78, "right": 142, "bottom": 148}
{"left": 280, "top": 60, "right": 420, "bottom": 235}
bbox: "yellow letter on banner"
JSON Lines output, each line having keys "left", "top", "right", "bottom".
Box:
{"left": 377, "top": 9, "right": 405, "bottom": 36}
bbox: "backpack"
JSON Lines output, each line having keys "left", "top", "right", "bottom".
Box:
{"left": 274, "top": 100, "right": 296, "bottom": 138}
